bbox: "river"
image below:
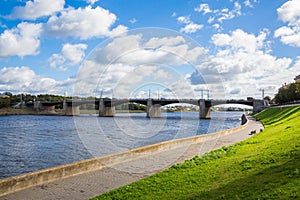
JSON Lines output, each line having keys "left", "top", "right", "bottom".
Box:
{"left": 0, "top": 111, "right": 244, "bottom": 179}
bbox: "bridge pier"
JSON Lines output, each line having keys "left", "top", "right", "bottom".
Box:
{"left": 99, "top": 99, "right": 115, "bottom": 117}
{"left": 199, "top": 99, "right": 211, "bottom": 119}
{"left": 63, "top": 101, "right": 80, "bottom": 116}
{"left": 34, "top": 101, "right": 56, "bottom": 113}
{"left": 147, "top": 99, "right": 161, "bottom": 118}
{"left": 34, "top": 101, "right": 41, "bottom": 111}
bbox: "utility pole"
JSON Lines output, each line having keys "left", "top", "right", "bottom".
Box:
{"left": 262, "top": 89, "right": 264, "bottom": 100}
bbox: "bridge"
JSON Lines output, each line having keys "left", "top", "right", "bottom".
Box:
{"left": 26, "top": 98, "right": 267, "bottom": 119}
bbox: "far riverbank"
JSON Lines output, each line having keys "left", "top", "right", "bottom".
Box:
{"left": 0, "top": 108, "right": 37, "bottom": 116}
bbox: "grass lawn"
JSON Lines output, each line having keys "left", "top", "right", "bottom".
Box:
{"left": 92, "top": 106, "right": 300, "bottom": 200}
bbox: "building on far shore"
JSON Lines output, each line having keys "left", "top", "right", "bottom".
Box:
{"left": 295, "top": 74, "right": 300, "bottom": 83}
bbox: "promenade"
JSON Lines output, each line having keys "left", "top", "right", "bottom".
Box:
{"left": 1, "top": 115, "right": 263, "bottom": 200}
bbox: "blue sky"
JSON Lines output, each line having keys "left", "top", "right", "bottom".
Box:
{"left": 0, "top": 0, "right": 299, "bottom": 99}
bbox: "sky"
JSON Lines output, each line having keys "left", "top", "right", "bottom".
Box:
{"left": 0, "top": 0, "right": 299, "bottom": 100}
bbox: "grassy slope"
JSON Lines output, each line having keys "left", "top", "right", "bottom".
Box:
{"left": 93, "top": 106, "right": 300, "bottom": 200}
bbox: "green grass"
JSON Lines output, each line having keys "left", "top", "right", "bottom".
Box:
{"left": 92, "top": 106, "right": 300, "bottom": 200}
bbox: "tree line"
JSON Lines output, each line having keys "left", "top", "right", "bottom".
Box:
{"left": 274, "top": 82, "right": 300, "bottom": 104}
{"left": 0, "top": 92, "right": 147, "bottom": 111}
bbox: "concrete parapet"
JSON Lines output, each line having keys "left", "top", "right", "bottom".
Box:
{"left": 0, "top": 115, "right": 249, "bottom": 197}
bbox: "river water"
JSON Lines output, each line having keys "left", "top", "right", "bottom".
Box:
{"left": 0, "top": 111, "right": 243, "bottom": 179}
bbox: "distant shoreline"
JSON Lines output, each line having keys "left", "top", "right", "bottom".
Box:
{"left": 0, "top": 108, "right": 37, "bottom": 116}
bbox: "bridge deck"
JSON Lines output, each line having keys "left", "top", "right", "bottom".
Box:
{"left": 26, "top": 99, "right": 254, "bottom": 107}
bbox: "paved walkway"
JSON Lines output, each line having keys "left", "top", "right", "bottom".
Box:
{"left": 1, "top": 115, "right": 263, "bottom": 200}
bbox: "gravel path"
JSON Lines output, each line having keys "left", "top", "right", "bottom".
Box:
{"left": 1, "top": 115, "right": 263, "bottom": 200}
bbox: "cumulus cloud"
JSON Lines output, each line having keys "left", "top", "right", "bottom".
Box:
{"left": 91, "top": 34, "right": 206, "bottom": 66}
{"left": 62, "top": 43, "right": 87, "bottom": 65}
{"left": 45, "top": 6, "right": 127, "bottom": 39}
{"left": 145, "top": 36, "right": 185, "bottom": 48}
{"left": 0, "top": 22, "right": 42, "bottom": 57}
{"left": 188, "top": 29, "right": 294, "bottom": 98}
{"left": 9, "top": 0, "right": 65, "bottom": 20}
{"left": 218, "top": 2, "right": 242, "bottom": 23}
{"left": 86, "top": 0, "right": 99, "bottom": 5}
{"left": 49, "top": 43, "right": 87, "bottom": 71}
{"left": 274, "top": 0, "right": 300, "bottom": 47}
{"left": 180, "top": 23, "right": 204, "bottom": 34}
{"left": 277, "top": 0, "right": 300, "bottom": 25}
{"left": 177, "top": 16, "right": 191, "bottom": 24}
{"left": 194, "top": 4, "right": 212, "bottom": 15}
{"left": 177, "top": 16, "right": 203, "bottom": 33}
{"left": 74, "top": 32, "right": 208, "bottom": 97}
{"left": 0, "top": 66, "right": 72, "bottom": 94}
{"left": 194, "top": 1, "right": 243, "bottom": 30}
{"left": 49, "top": 54, "right": 67, "bottom": 71}
{"left": 211, "top": 29, "right": 268, "bottom": 53}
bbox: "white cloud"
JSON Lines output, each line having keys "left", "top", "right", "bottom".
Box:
{"left": 177, "top": 15, "right": 203, "bottom": 33}
{"left": 62, "top": 43, "right": 87, "bottom": 65}
{"left": 177, "top": 16, "right": 191, "bottom": 24}
{"left": 274, "top": 26, "right": 300, "bottom": 47}
{"left": 49, "top": 43, "right": 87, "bottom": 71}
{"left": 73, "top": 33, "right": 208, "bottom": 97}
{"left": 0, "top": 22, "right": 42, "bottom": 57}
{"left": 244, "top": 0, "right": 257, "bottom": 8}
{"left": 0, "top": 66, "right": 72, "bottom": 94}
{"left": 91, "top": 33, "right": 203, "bottom": 66}
{"left": 211, "top": 29, "right": 268, "bottom": 53}
{"left": 194, "top": 1, "right": 243, "bottom": 30}
{"left": 208, "top": 16, "right": 215, "bottom": 24}
{"left": 129, "top": 18, "right": 137, "bottom": 24}
{"left": 218, "top": 1, "right": 241, "bottom": 23}
{"left": 277, "top": 0, "right": 300, "bottom": 25}
{"left": 212, "top": 24, "right": 221, "bottom": 30}
{"left": 145, "top": 36, "right": 185, "bottom": 48}
{"left": 49, "top": 53, "right": 66, "bottom": 71}
{"left": 188, "top": 29, "right": 294, "bottom": 98}
{"left": 105, "top": 35, "right": 205, "bottom": 65}
{"left": 194, "top": 4, "right": 212, "bottom": 15}
{"left": 275, "top": 0, "right": 300, "bottom": 47}
{"left": 45, "top": 6, "right": 127, "bottom": 39}
{"left": 10, "top": 0, "right": 65, "bottom": 20}
{"left": 86, "top": 0, "right": 99, "bottom": 5}
{"left": 180, "top": 23, "right": 204, "bottom": 34}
